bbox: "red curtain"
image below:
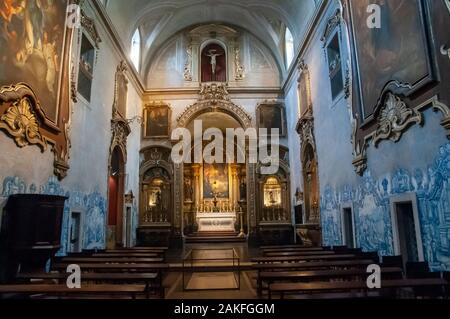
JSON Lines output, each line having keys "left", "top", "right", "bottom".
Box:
{"left": 201, "top": 44, "right": 227, "bottom": 82}
{"left": 108, "top": 176, "right": 118, "bottom": 226}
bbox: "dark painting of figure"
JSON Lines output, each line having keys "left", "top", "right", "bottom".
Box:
{"left": 350, "top": 0, "right": 429, "bottom": 119}
{"left": 259, "top": 104, "right": 283, "bottom": 134}
{"left": 203, "top": 163, "right": 229, "bottom": 199}
{"left": 0, "top": 0, "right": 68, "bottom": 123}
{"left": 145, "top": 106, "right": 170, "bottom": 138}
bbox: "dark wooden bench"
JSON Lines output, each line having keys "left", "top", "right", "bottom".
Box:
{"left": 17, "top": 272, "right": 164, "bottom": 298}
{"left": 56, "top": 257, "right": 164, "bottom": 264}
{"left": 253, "top": 259, "right": 376, "bottom": 296}
{"left": 0, "top": 284, "right": 147, "bottom": 299}
{"left": 257, "top": 267, "right": 403, "bottom": 296}
{"left": 252, "top": 254, "right": 365, "bottom": 264}
{"left": 268, "top": 278, "right": 450, "bottom": 299}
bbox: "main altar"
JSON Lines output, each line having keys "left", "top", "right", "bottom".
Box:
{"left": 195, "top": 201, "right": 239, "bottom": 232}
{"left": 182, "top": 162, "right": 248, "bottom": 237}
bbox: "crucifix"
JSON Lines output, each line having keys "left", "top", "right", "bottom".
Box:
{"left": 206, "top": 49, "right": 223, "bottom": 81}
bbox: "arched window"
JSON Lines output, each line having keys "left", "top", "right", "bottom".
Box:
{"left": 130, "top": 29, "right": 141, "bottom": 71}
{"left": 285, "top": 27, "right": 294, "bottom": 68}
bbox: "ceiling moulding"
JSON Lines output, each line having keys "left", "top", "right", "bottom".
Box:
{"left": 143, "top": 87, "right": 284, "bottom": 97}
{"left": 90, "top": 0, "right": 145, "bottom": 96}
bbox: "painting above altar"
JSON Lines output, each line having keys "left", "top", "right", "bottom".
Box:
{"left": 203, "top": 163, "right": 229, "bottom": 199}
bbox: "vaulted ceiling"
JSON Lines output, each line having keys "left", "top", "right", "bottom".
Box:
{"left": 104, "top": 0, "right": 320, "bottom": 76}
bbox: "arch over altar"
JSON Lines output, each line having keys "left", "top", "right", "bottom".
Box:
{"left": 173, "top": 83, "right": 257, "bottom": 239}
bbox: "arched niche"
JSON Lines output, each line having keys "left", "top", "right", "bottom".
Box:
{"left": 200, "top": 40, "right": 227, "bottom": 82}
{"left": 137, "top": 146, "right": 175, "bottom": 247}
{"left": 302, "top": 142, "right": 320, "bottom": 224}
{"left": 256, "top": 161, "right": 291, "bottom": 224}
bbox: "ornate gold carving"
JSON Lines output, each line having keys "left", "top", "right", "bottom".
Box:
{"left": 373, "top": 93, "right": 423, "bottom": 147}
{"left": 176, "top": 84, "right": 252, "bottom": 129}
{"left": 110, "top": 118, "right": 131, "bottom": 161}
{"left": 351, "top": 117, "right": 368, "bottom": 176}
{"left": 81, "top": 9, "right": 101, "bottom": 49}
{"left": 184, "top": 42, "right": 193, "bottom": 81}
{"left": 234, "top": 45, "right": 245, "bottom": 80}
{"left": 70, "top": 63, "right": 78, "bottom": 103}
{"left": 0, "top": 96, "right": 47, "bottom": 150}
{"left": 199, "top": 82, "right": 230, "bottom": 103}
{"left": 430, "top": 97, "right": 450, "bottom": 139}
{"left": 344, "top": 60, "right": 351, "bottom": 99}
{"left": 321, "top": 9, "right": 342, "bottom": 45}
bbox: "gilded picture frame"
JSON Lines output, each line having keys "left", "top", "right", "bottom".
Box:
{"left": 143, "top": 102, "right": 172, "bottom": 139}
{"left": 0, "top": 0, "right": 75, "bottom": 179}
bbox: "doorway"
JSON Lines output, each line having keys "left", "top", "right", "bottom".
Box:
{"left": 341, "top": 207, "right": 355, "bottom": 248}
{"left": 390, "top": 195, "right": 424, "bottom": 264}
{"left": 108, "top": 146, "right": 125, "bottom": 247}
{"left": 125, "top": 206, "right": 132, "bottom": 247}
{"left": 302, "top": 143, "right": 320, "bottom": 224}
{"left": 69, "top": 212, "right": 82, "bottom": 253}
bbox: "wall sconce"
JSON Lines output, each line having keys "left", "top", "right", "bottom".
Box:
{"left": 127, "top": 116, "right": 143, "bottom": 125}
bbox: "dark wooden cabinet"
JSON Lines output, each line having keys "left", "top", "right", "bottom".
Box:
{"left": 0, "top": 194, "right": 67, "bottom": 283}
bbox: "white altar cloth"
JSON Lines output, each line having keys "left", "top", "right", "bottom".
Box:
{"left": 196, "top": 212, "right": 237, "bottom": 232}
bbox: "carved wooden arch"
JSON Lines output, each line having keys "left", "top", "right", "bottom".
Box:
{"left": 139, "top": 146, "right": 174, "bottom": 180}
{"left": 109, "top": 118, "right": 131, "bottom": 167}
{"left": 176, "top": 83, "right": 253, "bottom": 129}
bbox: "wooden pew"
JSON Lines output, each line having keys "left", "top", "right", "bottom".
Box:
{"left": 57, "top": 257, "right": 164, "bottom": 264}
{"left": 92, "top": 253, "right": 160, "bottom": 258}
{"left": 261, "top": 247, "right": 327, "bottom": 254}
{"left": 263, "top": 250, "right": 337, "bottom": 257}
{"left": 258, "top": 267, "right": 403, "bottom": 296}
{"left": 260, "top": 245, "right": 323, "bottom": 250}
{"left": 252, "top": 254, "right": 365, "bottom": 264}
{"left": 17, "top": 272, "right": 164, "bottom": 298}
{"left": 253, "top": 259, "right": 376, "bottom": 296}
{"left": 0, "top": 284, "right": 146, "bottom": 299}
{"left": 52, "top": 263, "right": 169, "bottom": 273}
{"left": 268, "top": 278, "right": 450, "bottom": 299}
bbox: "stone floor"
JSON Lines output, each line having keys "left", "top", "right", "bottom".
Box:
{"left": 163, "top": 243, "right": 258, "bottom": 299}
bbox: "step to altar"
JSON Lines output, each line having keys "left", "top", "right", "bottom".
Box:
{"left": 185, "top": 232, "right": 246, "bottom": 243}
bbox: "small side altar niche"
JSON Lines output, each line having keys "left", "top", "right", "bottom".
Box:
{"left": 195, "top": 200, "right": 238, "bottom": 232}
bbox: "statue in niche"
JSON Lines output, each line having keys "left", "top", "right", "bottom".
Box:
{"left": 184, "top": 178, "right": 194, "bottom": 202}
{"left": 201, "top": 43, "right": 226, "bottom": 82}
{"left": 240, "top": 180, "right": 247, "bottom": 201}
{"left": 206, "top": 49, "right": 223, "bottom": 76}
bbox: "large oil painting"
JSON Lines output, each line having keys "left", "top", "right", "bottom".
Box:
{"left": 349, "top": 0, "right": 430, "bottom": 120}
{"left": 258, "top": 103, "right": 285, "bottom": 136}
{"left": 203, "top": 163, "right": 229, "bottom": 199}
{"left": 0, "top": 0, "right": 69, "bottom": 124}
{"left": 144, "top": 104, "right": 170, "bottom": 138}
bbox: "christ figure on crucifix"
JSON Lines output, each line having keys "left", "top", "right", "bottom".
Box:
{"left": 206, "top": 49, "right": 223, "bottom": 79}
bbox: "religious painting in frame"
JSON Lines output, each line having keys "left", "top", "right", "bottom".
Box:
{"left": 143, "top": 102, "right": 171, "bottom": 139}
{"left": 347, "top": 0, "right": 435, "bottom": 122}
{"left": 0, "top": 0, "right": 70, "bottom": 124}
{"left": 257, "top": 102, "right": 286, "bottom": 137}
{"left": 0, "top": 0, "right": 74, "bottom": 179}
{"left": 203, "top": 163, "right": 230, "bottom": 199}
